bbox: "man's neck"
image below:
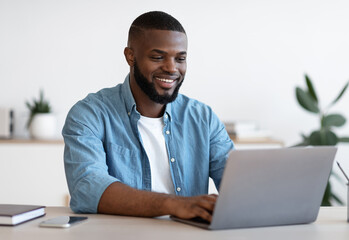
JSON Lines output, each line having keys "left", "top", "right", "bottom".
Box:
{"left": 129, "top": 77, "right": 166, "bottom": 118}
{"left": 137, "top": 102, "right": 165, "bottom": 118}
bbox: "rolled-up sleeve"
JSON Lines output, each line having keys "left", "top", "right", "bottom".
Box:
{"left": 62, "top": 100, "right": 119, "bottom": 213}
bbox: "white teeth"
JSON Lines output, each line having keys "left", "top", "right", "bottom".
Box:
{"left": 157, "top": 78, "right": 174, "bottom": 83}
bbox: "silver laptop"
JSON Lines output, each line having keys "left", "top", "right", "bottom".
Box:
{"left": 171, "top": 146, "right": 337, "bottom": 230}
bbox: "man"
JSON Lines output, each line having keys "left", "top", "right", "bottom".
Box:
{"left": 62, "top": 11, "right": 234, "bottom": 223}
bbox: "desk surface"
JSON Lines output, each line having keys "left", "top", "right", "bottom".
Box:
{"left": 1, "top": 207, "right": 348, "bottom": 240}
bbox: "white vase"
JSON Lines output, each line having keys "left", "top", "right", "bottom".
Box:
{"left": 29, "top": 113, "right": 57, "bottom": 139}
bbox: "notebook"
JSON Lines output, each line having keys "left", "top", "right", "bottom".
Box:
{"left": 0, "top": 204, "right": 45, "bottom": 226}
{"left": 171, "top": 146, "right": 337, "bottom": 230}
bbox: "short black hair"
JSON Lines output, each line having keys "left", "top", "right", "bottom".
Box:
{"left": 128, "top": 11, "right": 186, "bottom": 45}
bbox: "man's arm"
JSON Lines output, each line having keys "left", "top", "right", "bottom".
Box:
{"left": 208, "top": 110, "right": 235, "bottom": 190}
{"left": 98, "top": 182, "right": 217, "bottom": 222}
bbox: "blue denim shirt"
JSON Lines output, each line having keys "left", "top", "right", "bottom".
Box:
{"left": 62, "top": 75, "right": 234, "bottom": 213}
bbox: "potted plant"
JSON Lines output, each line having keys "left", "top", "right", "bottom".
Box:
{"left": 26, "top": 90, "right": 56, "bottom": 139}
{"left": 295, "top": 74, "right": 349, "bottom": 205}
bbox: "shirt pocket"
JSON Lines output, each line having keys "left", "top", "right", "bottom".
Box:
{"left": 105, "top": 142, "right": 140, "bottom": 188}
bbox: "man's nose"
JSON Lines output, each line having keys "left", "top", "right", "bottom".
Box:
{"left": 162, "top": 58, "right": 177, "bottom": 73}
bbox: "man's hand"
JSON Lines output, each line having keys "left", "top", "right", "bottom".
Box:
{"left": 165, "top": 194, "right": 217, "bottom": 222}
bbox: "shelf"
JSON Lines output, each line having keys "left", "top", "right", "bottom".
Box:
{"left": 233, "top": 138, "right": 284, "bottom": 145}
{"left": 229, "top": 134, "right": 283, "bottom": 146}
{"left": 0, "top": 138, "right": 64, "bottom": 144}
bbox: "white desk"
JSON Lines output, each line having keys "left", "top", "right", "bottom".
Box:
{"left": 1, "top": 207, "right": 348, "bottom": 239}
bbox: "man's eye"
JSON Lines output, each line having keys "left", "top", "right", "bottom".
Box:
{"left": 177, "top": 57, "right": 186, "bottom": 62}
{"left": 151, "top": 56, "right": 163, "bottom": 60}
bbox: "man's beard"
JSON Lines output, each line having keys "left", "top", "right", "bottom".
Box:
{"left": 133, "top": 61, "right": 184, "bottom": 105}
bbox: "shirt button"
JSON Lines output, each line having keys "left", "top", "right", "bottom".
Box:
{"left": 170, "top": 158, "right": 175, "bottom": 163}
{"left": 164, "top": 114, "right": 168, "bottom": 119}
{"left": 128, "top": 112, "right": 131, "bottom": 116}
{"left": 176, "top": 187, "right": 181, "bottom": 192}
{"left": 166, "top": 130, "right": 170, "bottom": 135}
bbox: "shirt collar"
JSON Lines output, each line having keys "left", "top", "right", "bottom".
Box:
{"left": 121, "top": 74, "right": 137, "bottom": 115}
{"left": 121, "top": 74, "right": 173, "bottom": 121}
{"left": 164, "top": 101, "right": 172, "bottom": 122}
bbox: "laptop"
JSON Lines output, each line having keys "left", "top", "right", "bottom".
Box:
{"left": 171, "top": 146, "right": 337, "bottom": 230}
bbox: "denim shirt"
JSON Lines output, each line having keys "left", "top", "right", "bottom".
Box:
{"left": 62, "top": 75, "right": 234, "bottom": 213}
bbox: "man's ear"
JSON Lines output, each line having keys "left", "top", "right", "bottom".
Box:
{"left": 124, "top": 47, "right": 135, "bottom": 67}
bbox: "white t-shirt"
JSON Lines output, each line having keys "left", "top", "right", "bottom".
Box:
{"left": 137, "top": 115, "right": 175, "bottom": 194}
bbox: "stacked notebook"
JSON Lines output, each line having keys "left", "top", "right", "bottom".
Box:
{"left": 0, "top": 204, "right": 45, "bottom": 226}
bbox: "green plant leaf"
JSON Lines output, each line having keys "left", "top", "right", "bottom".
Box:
{"left": 40, "top": 89, "right": 44, "bottom": 102}
{"left": 26, "top": 113, "right": 34, "bottom": 129}
{"left": 322, "top": 114, "right": 346, "bottom": 128}
{"left": 321, "top": 181, "right": 343, "bottom": 206}
{"left": 25, "top": 89, "right": 51, "bottom": 129}
{"left": 331, "top": 81, "right": 349, "bottom": 106}
{"left": 305, "top": 74, "right": 318, "bottom": 103}
{"left": 296, "top": 87, "right": 319, "bottom": 113}
{"left": 309, "top": 130, "right": 338, "bottom": 145}
{"left": 25, "top": 102, "right": 32, "bottom": 110}
{"left": 324, "top": 130, "right": 338, "bottom": 145}
{"left": 338, "top": 137, "right": 349, "bottom": 142}
{"left": 331, "top": 193, "right": 344, "bottom": 205}
{"left": 309, "top": 131, "right": 322, "bottom": 145}
{"left": 296, "top": 78, "right": 347, "bottom": 206}
{"left": 322, "top": 182, "right": 332, "bottom": 206}
{"left": 300, "top": 133, "right": 310, "bottom": 144}
{"left": 331, "top": 171, "right": 344, "bottom": 183}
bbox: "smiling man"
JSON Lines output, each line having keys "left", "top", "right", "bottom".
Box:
{"left": 62, "top": 11, "right": 234, "bottom": 223}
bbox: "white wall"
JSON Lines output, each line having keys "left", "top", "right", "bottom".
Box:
{"left": 1, "top": 0, "right": 349, "bottom": 144}
{"left": 1, "top": 1, "right": 349, "bottom": 201}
